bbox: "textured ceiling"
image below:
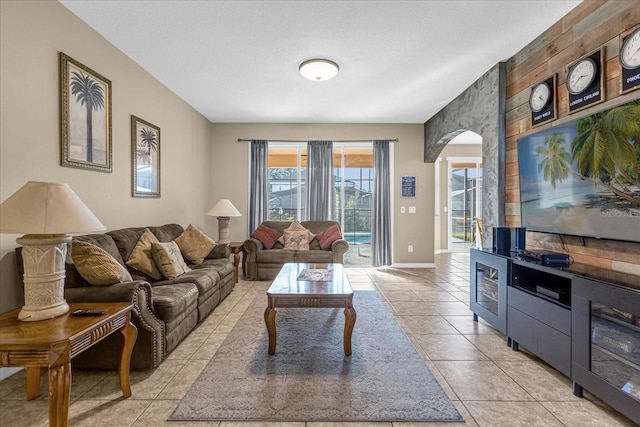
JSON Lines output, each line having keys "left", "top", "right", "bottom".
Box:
{"left": 59, "top": 0, "right": 582, "bottom": 124}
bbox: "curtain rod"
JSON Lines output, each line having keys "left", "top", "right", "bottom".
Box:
{"left": 236, "top": 138, "right": 398, "bottom": 143}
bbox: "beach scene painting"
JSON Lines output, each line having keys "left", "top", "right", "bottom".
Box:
{"left": 517, "top": 100, "right": 640, "bottom": 243}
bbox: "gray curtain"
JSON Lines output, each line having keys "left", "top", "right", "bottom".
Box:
{"left": 249, "top": 139, "right": 268, "bottom": 233}
{"left": 372, "top": 139, "right": 392, "bottom": 266}
{"left": 306, "top": 140, "right": 334, "bottom": 220}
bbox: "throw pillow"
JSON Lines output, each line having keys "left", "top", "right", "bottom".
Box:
{"left": 173, "top": 224, "right": 216, "bottom": 264}
{"left": 315, "top": 224, "right": 343, "bottom": 250}
{"left": 151, "top": 241, "right": 191, "bottom": 279}
{"left": 251, "top": 224, "right": 282, "bottom": 249}
{"left": 72, "top": 240, "right": 133, "bottom": 286}
{"left": 126, "top": 228, "right": 162, "bottom": 280}
{"left": 281, "top": 221, "right": 315, "bottom": 250}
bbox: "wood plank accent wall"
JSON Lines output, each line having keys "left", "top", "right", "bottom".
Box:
{"left": 504, "top": 0, "right": 640, "bottom": 275}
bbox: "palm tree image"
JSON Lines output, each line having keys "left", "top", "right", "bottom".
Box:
{"left": 137, "top": 127, "right": 158, "bottom": 164}
{"left": 534, "top": 102, "right": 640, "bottom": 207}
{"left": 69, "top": 71, "right": 105, "bottom": 163}
{"left": 535, "top": 132, "right": 571, "bottom": 189}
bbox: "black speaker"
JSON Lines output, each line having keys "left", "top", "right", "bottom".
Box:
{"left": 492, "top": 227, "right": 511, "bottom": 254}
{"left": 510, "top": 227, "right": 526, "bottom": 253}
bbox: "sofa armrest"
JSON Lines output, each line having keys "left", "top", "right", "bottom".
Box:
{"left": 65, "top": 280, "right": 150, "bottom": 303}
{"left": 243, "top": 238, "right": 264, "bottom": 253}
{"left": 207, "top": 244, "right": 231, "bottom": 259}
{"left": 65, "top": 280, "right": 166, "bottom": 370}
{"left": 331, "top": 239, "right": 349, "bottom": 264}
{"left": 243, "top": 238, "right": 264, "bottom": 279}
{"left": 331, "top": 239, "right": 349, "bottom": 255}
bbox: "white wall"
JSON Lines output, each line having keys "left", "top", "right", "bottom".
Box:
{"left": 0, "top": 1, "right": 215, "bottom": 312}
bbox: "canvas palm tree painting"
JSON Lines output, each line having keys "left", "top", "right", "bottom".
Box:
{"left": 60, "top": 52, "right": 112, "bottom": 172}
{"left": 131, "top": 115, "right": 160, "bottom": 198}
{"left": 517, "top": 99, "right": 640, "bottom": 243}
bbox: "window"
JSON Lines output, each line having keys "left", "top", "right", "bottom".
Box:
{"left": 266, "top": 143, "right": 374, "bottom": 246}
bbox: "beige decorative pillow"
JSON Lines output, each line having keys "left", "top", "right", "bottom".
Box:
{"left": 173, "top": 224, "right": 216, "bottom": 264}
{"left": 281, "top": 222, "right": 315, "bottom": 250}
{"left": 126, "top": 228, "right": 162, "bottom": 280}
{"left": 72, "top": 240, "right": 132, "bottom": 286}
{"left": 151, "top": 241, "right": 191, "bottom": 279}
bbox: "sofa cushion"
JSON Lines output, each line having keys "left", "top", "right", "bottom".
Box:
{"left": 173, "top": 224, "right": 216, "bottom": 265}
{"left": 315, "top": 224, "right": 343, "bottom": 250}
{"left": 279, "top": 221, "right": 315, "bottom": 250}
{"left": 148, "top": 223, "right": 184, "bottom": 242}
{"left": 251, "top": 224, "right": 281, "bottom": 249}
{"left": 294, "top": 249, "right": 334, "bottom": 263}
{"left": 126, "top": 228, "right": 163, "bottom": 280}
{"left": 71, "top": 240, "right": 133, "bottom": 286}
{"left": 151, "top": 282, "right": 198, "bottom": 324}
{"left": 152, "top": 241, "right": 191, "bottom": 279}
{"left": 256, "top": 248, "right": 296, "bottom": 264}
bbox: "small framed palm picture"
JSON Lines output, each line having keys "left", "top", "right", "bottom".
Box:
{"left": 131, "top": 115, "right": 160, "bottom": 198}
{"left": 60, "top": 52, "right": 112, "bottom": 172}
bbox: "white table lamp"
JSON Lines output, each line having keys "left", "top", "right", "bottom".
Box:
{"left": 0, "top": 181, "right": 106, "bottom": 321}
{"left": 206, "top": 199, "right": 241, "bottom": 244}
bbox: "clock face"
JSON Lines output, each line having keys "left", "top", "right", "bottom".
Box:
{"left": 529, "top": 82, "right": 551, "bottom": 112}
{"left": 620, "top": 28, "right": 640, "bottom": 69}
{"left": 567, "top": 58, "right": 597, "bottom": 95}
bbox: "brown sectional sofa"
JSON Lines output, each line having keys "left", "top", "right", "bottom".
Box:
{"left": 243, "top": 220, "right": 349, "bottom": 280}
{"left": 16, "top": 224, "right": 234, "bottom": 371}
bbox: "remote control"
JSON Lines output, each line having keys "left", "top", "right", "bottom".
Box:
{"left": 72, "top": 309, "right": 106, "bottom": 316}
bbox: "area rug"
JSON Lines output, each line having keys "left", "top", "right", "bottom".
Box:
{"left": 170, "top": 290, "right": 464, "bottom": 422}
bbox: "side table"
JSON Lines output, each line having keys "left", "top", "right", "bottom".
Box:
{"left": 229, "top": 241, "right": 244, "bottom": 283}
{"left": 0, "top": 302, "right": 137, "bottom": 427}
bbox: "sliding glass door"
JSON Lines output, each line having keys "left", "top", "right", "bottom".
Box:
{"left": 266, "top": 143, "right": 374, "bottom": 246}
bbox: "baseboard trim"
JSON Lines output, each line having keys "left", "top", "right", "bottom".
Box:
{"left": 390, "top": 263, "right": 436, "bottom": 268}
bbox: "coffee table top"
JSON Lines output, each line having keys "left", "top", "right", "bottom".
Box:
{"left": 267, "top": 263, "right": 352, "bottom": 297}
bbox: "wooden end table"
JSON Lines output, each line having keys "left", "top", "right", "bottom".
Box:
{"left": 0, "top": 302, "right": 137, "bottom": 427}
{"left": 265, "top": 263, "right": 356, "bottom": 356}
{"left": 229, "top": 242, "right": 244, "bottom": 283}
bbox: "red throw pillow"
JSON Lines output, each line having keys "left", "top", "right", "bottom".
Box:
{"left": 315, "top": 224, "right": 343, "bottom": 250}
{"left": 251, "top": 225, "right": 282, "bottom": 249}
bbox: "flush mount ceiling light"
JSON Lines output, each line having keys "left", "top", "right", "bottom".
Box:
{"left": 299, "top": 58, "right": 339, "bottom": 81}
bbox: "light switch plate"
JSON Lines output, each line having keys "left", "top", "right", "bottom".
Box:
{"left": 409, "top": 206, "right": 416, "bottom": 214}
{"left": 400, "top": 206, "right": 406, "bottom": 213}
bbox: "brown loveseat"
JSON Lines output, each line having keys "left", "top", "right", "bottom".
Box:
{"left": 16, "top": 224, "right": 234, "bottom": 371}
{"left": 243, "top": 220, "right": 349, "bottom": 280}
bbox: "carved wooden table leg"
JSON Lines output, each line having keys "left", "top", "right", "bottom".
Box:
{"left": 118, "top": 318, "right": 137, "bottom": 398}
{"left": 343, "top": 298, "right": 357, "bottom": 356}
{"left": 25, "top": 366, "right": 41, "bottom": 400}
{"left": 48, "top": 343, "right": 71, "bottom": 427}
{"left": 264, "top": 298, "right": 277, "bottom": 355}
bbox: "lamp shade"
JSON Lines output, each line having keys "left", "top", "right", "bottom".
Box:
{"left": 206, "top": 199, "right": 242, "bottom": 217}
{"left": 0, "top": 181, "right": 106, "bottom": 234}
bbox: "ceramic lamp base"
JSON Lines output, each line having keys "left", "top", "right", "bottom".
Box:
{"left": 217, "top": 216, "right": 230, "bottom": 244}
{"left": 16, "top": 234, "right": 71, "bottom": 322}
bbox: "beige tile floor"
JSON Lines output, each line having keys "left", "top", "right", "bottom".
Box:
{"left": 0, "top": 253, "right": 636, "bottom": 426}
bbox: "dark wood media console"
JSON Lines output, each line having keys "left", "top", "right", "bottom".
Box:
{"left": 470, "top": 248, "right": 640, "bottom": 424}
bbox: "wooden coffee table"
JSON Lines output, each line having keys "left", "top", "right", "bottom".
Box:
{"left": 0, "top": 302, "right": 137, "bottom": 427}
{"left": 264, "top": 263, "right": 356, "bottom": 356}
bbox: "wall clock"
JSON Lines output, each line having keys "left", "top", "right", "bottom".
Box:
{"left": 529, "top": 82, "right": 551, "bottom": 112}
{"left": 567, "top": 49, "right": 603, "bottom": 114}
{"left": 620, "top": 26, "right": 640, "bottom": 94}
{"left": 620, "top": 27, "right": 640, "bottom": 70}
{"left": 530, "top": 76, "right": 556, "bottom": 127}
{"left": 566, "top": 58, "right": 596, "bottom": 95}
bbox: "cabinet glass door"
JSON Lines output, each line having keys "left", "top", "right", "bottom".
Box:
{"left": 590, "top": 302, "right": 640, "bottom": 403}
{"left": 475, "top": 262, "right": 499, "bottom": 315}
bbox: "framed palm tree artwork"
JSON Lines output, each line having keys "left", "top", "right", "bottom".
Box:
{"left": 131, "top": 115, "right": 160, "bottom": 198}
{"left": 59, "top": 52, "right": 112, "bottom": 172}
